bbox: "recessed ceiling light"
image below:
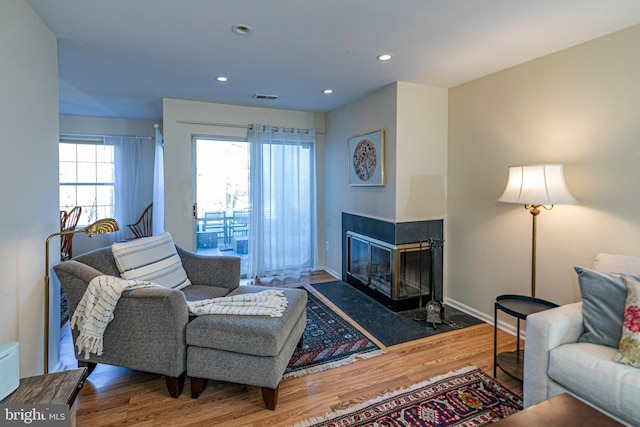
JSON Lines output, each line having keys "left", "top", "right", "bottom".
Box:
{"left": 376, "top": 54, "right": 393, "bottom": 61}
{"left": 232, "top": 24, "right": 253, "bottom": 36}
{"left": 216, "top": 76, "right": 228, "bottom": 82}
{"left": 322, "top": 89, "right": 333, "bottom": 94}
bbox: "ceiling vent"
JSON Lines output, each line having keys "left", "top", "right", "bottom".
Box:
{"left": 253, "top": 93, "right": 279, "bottom": 100}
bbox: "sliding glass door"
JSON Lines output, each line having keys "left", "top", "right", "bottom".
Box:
{"left": 194, "top": 127, "right": 317, "bottom": 279}
{"left": 194, "top": 137, "right": 250, "bottom": 274}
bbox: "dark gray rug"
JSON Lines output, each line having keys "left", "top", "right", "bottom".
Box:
{"left": 311, "top": 281, "right": 484, "bottom": 347}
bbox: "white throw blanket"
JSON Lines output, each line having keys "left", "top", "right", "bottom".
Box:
{"left": 71, "top": 275, "right": 289, "bottom": 358}
{"left": 71, "top": 275, "right": 159, "bottom": 358}
{"left": 186, "top": 289, "right": 288, "bottom": 317}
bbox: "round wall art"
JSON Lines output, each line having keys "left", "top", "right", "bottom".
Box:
{"left": 353, "top": 138, "right": 377, "bottom": 181}
{"left": 348, "top": 130, "right": 385, "bottom": 186}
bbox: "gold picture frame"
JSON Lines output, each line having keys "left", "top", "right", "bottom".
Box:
{"left": 348, "top": 130, "right": 385, "bottom": 186}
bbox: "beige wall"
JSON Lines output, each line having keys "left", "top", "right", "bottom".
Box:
{"left": 448, "top": 24, "right": 640, "bottom": 318}
{"left": 396, "top": 82, "right": 448, "bottom": 222}
{"left": 0, "top": 0, "right": 59, "bottom": 376}
{"left": 162, "top": 98, "right": 326, "bottom": 266}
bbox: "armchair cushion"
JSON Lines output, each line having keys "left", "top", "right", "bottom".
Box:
{"left": 112, "top": 232, "right": 191, "bottom": 290}
{"left": 575, "top": 266, "right": 640, "bottom": 348}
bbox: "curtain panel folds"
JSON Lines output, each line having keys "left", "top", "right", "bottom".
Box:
{"left": 152, "top": 125, "right": 165, "bottom": 236}
{"left": 247, "top": 125, "right": 318, "bottom": 278}
{"left": 104, "top": 136, "right": 151, "bottom": 242}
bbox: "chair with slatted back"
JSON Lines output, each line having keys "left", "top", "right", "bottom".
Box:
{"left": 128, "top": 203, "right": 153, "bottom": 239}
{"left": 60, "top": 206, "right": 82, "bottom": 261}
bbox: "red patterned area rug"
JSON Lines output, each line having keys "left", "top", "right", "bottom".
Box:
{"left": 284, "top": 291, "right": 384, "bottom": 378}
{"left": 291, "top": 366, "right": 523, "bottom": 427}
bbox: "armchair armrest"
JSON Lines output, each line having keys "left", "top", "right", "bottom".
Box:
{"left": 176, "top": 245, "right": 240, "bottom": 290}
{"left": 523, "top": 302, "right": 584, "bottom": 407}
{"left": 54, "top": 260, "right": 104, "bottom": 312}
{"left": 98, "top": 286, "right": 189, "bottom": 377}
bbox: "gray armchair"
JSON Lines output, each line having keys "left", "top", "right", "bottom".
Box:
{"left": 53, "top": 245, "right": 240, "bottom": 398}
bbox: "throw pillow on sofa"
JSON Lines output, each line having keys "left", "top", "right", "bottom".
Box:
{"left": 615, "top": 277, "right": 640, "bottom": 368}
{"left": 575, "top": 266, "right": 640, "bottom": 348}
{"left": 111, "top": 231, "right": 191, "bottom": 290}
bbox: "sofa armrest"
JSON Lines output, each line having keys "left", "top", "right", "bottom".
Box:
{"left": 176, "top": 245, "right": 240, "bottom": 290}
{"left": 523, "top": 302, "right": 584, "bottom": 407}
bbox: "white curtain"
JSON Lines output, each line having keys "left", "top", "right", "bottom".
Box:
{"left": 152, "top": 125, "right": 165, "bottom": 235}
{"left": 247, "top": 125, "right": 318, "bottom": 278}
{"left": 104, "top": 136, "right": 149, "bottom": 242}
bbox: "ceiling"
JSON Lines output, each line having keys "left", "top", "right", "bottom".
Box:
{"left": 26, "top": 0, "right": 640, "bottom": 121}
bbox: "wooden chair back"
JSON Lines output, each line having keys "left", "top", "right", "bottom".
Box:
{"left": 60, "top": 206, "right": 82, "bottom": 261}
{"left": 128, "top": 203, "right": 153, "bottom": 239}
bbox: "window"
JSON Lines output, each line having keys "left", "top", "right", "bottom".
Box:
{"left": 59, "top": 140, "right": 115, "bottom": 226}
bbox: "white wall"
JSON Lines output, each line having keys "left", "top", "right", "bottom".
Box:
{"left": 324, "top": 84, "right": 397, "bottom": 275}
{"left": 162, "top": 98, "right": 326, "bottom": 266}
{"left": 60, "top": 114, "right": 156, "bottom": 139}
{"left": 0, "top": 0, "right": 59, "bottom": 376}
{"left": 59, "top": 114, "right": 157, "bottom": 253}
{"left": 448, "top": 24, "right": 640, "bottom": 317}
{"left": 324, "top": 83, "right": 448, "bottom": 277}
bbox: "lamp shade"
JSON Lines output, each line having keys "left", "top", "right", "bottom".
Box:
{"left": 498, "top": 164, "right": 577, "bottom": 206}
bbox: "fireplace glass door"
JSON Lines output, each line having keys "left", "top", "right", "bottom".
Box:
{"left": 347, "top": 232, "right": 430, "bottom": 302}
{"left": 347, "top": 235, "right": 369, "bottom": 285}
{"left": 347, "top": 233, "right": 393, "bottom": 298}
{"left": 370, "top": 243, "right": 392, "bottom": 296}
{"left": 396, "top": 246, "right": 431, "bottom": 299}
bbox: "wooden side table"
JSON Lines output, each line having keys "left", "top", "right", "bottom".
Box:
{"left": 494, "top": 294, "right": 557, "bottom": 380}
{"left": 2, "top": 368, "right": 87, "bottom": 427}
{"left": 493, "top": 393, "right": 623, "bottom": 426}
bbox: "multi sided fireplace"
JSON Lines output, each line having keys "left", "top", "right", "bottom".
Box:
{"left": 342, "top": 213, "right": 444, "bottom": 312}
{"left": 347, "top": 231, "right": 431, "bottom": 303}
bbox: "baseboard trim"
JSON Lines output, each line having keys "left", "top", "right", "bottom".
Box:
{"left": 444, "top": 297, "right": 519, "bottom": 338}
{"left": 322, "top": 266, "right": 341, "bottom": 280}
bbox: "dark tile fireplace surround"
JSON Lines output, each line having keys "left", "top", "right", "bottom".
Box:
{"left": 342, "top": 212, "right": 444, "bottom": 312}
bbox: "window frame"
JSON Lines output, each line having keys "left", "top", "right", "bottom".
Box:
{"left": 59, "top": 137, "right": 116, "bottom": 227}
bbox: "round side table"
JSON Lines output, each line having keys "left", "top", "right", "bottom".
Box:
{"left": 493, "top": 294, "right": 558, "bottom": 381}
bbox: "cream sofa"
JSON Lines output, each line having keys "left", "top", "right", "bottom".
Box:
{"left": 523, "top": 253, "right": 640, "bottom": 426}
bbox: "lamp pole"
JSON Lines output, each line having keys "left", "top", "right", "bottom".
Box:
{"left": 526, "top": 205, "right": 541, "bottom": 298}
{"left": 43, "top": 218, "right": 119, "bottom": 373}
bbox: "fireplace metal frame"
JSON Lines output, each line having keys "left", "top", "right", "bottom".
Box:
{"left": 346, "top": 231, "right": 431, "bottom": 310}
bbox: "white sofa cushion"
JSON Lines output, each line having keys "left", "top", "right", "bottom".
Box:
{"left": 549, "top": 342, "right": 640, "bottom": 424}
{"left": 111, "top": 232, "right": 191, "bottom": 290}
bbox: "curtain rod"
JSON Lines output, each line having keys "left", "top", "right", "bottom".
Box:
{"left": 176, "top": 120, "right": 324, "bottom": 135}
{"left": 177, "top": 120, "right": 249, "bottom": 129}
{"left": 60, "top": 132, "right": 153, "bottom": 140}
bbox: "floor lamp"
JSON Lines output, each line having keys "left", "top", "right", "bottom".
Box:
{"left": 498, "top": 164, "right": 576, "bottom": 297}
{"left": 44, "top": 218, "right": 119, "bottom": 373}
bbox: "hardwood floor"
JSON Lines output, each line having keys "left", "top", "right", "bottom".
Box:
{"left": 60, "top": 271, "right": 523, "bottom": 426}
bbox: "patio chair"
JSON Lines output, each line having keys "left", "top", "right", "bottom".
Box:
{"left": 60, "top": 206, "right": 82, "bottom": 261}
{"left": 128, "top": 203, "right": 153, "bottom": 239}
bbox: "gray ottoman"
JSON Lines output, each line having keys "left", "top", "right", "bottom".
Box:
{"left": 186, "top": 285, "right": 307, "bottom": 409}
